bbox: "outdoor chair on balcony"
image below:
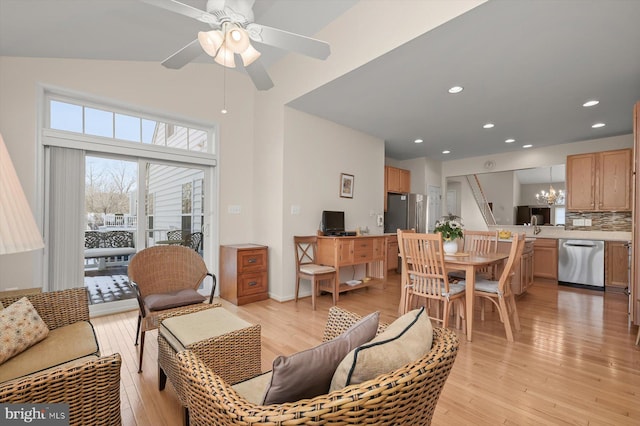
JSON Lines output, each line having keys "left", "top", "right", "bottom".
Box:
{"left": 128, "top": 245, "right": 217, "bottom": 372}
{"left": 184, "top": 232, "right": 203, "bottom": 252}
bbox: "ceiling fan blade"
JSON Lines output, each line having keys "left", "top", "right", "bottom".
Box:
{"left": 249, "top": 24, "right": 330, "bottom": 60}
{"left": 161, "top": 39, "right": 203, "bottom": 69}
{"left": 139, "top": 0, "right": 219, "bottom": 24}
{"left": 244, "top": 59, "right": 274, "bottom": 91}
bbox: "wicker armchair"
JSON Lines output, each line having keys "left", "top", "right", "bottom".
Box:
{"left": 0, "top": 288, "right": 122, "bottom": 426}
{"left": 129, "top": 244, "right": 217, "bottom": 372}
{"left": 177, "top": 306, "right": 459, "bottom": 425}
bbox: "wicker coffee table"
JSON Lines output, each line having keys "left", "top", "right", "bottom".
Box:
{"left": 158, "top": 307, "right": 261, "bottom": 424}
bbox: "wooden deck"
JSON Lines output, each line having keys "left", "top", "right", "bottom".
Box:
{"left": 91, "top": 272, "right": 640, "bottom": 425}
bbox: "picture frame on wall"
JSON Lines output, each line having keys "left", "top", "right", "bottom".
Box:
{"left": 340, "top": 173, "right": 354, "bottom": 198}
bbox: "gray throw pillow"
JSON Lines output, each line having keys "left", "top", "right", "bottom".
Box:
{"left": 261, "top": 311, "right": 379, "bottom": 405}
{"left": 330, "top": 307, "right": 433, "bottom": 391}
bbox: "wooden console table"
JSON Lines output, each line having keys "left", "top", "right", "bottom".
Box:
{"left": 316, "top": 235, "right": 386, "bottom": 302}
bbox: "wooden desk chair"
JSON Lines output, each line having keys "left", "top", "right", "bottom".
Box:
{"left": 294, "top": 236, "right": 336, "bottom": 310}
{"left": 397, "top": 230, "right": 466, "bottom": 329}
{"left": 459, "top": 233, "right": 525, "bottom": 342}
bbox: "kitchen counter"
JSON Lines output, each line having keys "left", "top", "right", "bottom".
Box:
{"left": 490, "top": 226, "right": 631, "bottom": 242}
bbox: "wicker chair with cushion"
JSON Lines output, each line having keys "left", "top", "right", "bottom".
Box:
{"left": 176, "top": 306, "right": 459, "bottom": 425}
{"left": 0, "top": 288, "right": 121, "bottom": 426}
{"left": 184, "top": 231, "right": 203, "bottom": 252}
{"left": 128, "top": 245, "right": 218, "bottom": 372}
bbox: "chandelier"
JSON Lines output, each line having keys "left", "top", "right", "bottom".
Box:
{"left": 536, "top": 167, "right": 565, "bottom": 205}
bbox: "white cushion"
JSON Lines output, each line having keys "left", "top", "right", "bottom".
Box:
{"left": 471, "top": 278, "right": 500, "bottom": 294}
{"left": 445, "top": 282, "right": 466, "bottom": 296}
{"left": 299, "top": 264, "right": 335, "bottom": 275}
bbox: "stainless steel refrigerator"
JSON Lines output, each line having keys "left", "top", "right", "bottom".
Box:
{"left": 384, "top": 193, "right": 429, "bottom": 233}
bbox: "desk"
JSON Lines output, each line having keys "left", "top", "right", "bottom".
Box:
{"left": 399, "top": 251, "right": 509, "bottom": 342}
{"left": 316, "top": 235, "right": 386, "bottom": 302}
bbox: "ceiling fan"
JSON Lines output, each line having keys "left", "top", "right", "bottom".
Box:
{"left": 140, "top": 0, "right": 331, "bottom": 90}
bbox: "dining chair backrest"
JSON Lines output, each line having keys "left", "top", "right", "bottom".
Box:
{"left": 294, "top": 236, "right": 318, "bottom": 267}
{"left": 463, "top": 230, "right": 498, "bottom": 253}
{"left": 397, "top": 230, "right": 451, "bottom": 298}
{"left": 167, "top": 230, "right": 184, "bottom": 241}
{"left": 497, "top": 233, "right": 526, "bottom": 296}
{"left": 184, "top": 232, "right": 203, "bottom": 251}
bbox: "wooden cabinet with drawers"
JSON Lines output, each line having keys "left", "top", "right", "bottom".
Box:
{"left": 220, "top": 244, "right": 269, "bottom": 305}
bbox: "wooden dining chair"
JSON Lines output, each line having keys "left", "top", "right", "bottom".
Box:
{"left": 294, "top": 236, "right": 336, "bottom": 310}
{"left": 450, "top": 230, "right": 499, "bottom": 281}
{"left": 397, "top": 230, "right": 466, "bottom": 329}
{"left": 459, "top": 233, "right": 525, "bottom": 342}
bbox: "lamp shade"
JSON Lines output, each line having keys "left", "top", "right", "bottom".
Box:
{"left": 198, "top": 30, "right": 224, "bottom": 57}
{"left": 240, "top": 44, "right": 261, "bottom": 66}
{"left": 0, "top": 134, "right": 44, "bottom": 254}
{"left": 214, "top": 45, "right": 236, "bottom": 68}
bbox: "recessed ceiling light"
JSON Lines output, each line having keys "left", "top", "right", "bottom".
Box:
{"left": 592, "top": 122, "right": 606, "bottom": 128}
{"left": 505, "top": 138, "right": 515, "bottom": 143}
{"left": 583, "top": 100, "right": 599, "bottom": 107}
{"left": 483, "top": 123, "right": 495, "bottom": 129}
{"left": 442, "top": 150, "right": 451, "bottom": 154}
{"left": 448, "top": 86, "right": 463, "bottom": 94}
{"left": 523, "top": 144, "right": 533, "bottom": 148}
{"left": 414, "top": 138, "right": 423, "bottom": 144}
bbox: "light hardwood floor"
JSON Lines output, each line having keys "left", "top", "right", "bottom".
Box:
{"left": 91, "top": 272, "right": 640, "bottom": 425}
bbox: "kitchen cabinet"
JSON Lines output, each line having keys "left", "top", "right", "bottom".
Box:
{"left": 533, "top": 238, "right": 558, "bottom": 280}
{"left": 566, "top": 148, "right": 632, "bottom": 211}
{"left": 219, "top": 244, "right": 269, "bottom": 305}
{"left": 384, "top": 166, "right": 411, "bottom": 211}
{"left": 497, "top": 239, "right": 534, "bottom": 295}
{"left": 605, "top": 241, "right": 630, "bottom": 293}
{"left": 386, "top": 234, "right": 399, "bottom": 271}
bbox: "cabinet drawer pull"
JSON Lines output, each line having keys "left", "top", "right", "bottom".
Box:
{"left": 248, "top": 281, "right": 258, "bottom": 286}
{"left": 248, "top": 258, "right": 257, "bottom": 263}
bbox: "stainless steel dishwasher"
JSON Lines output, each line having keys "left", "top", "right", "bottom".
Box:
{"left": 558, "top": 239, "right": 605, "bottom": 289}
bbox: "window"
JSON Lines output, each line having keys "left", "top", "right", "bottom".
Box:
{"left": 48, "top": 98, "right": 213, "bottom": 154}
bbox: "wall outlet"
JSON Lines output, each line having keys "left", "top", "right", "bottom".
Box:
{"left": 290, "top": 205, "right": 301, "bottom": 215}
{"left": 376, "top": 214, "right": 384, "bottom": 227}
{"left": 573, "top": 218, "right": 585, "bottom": 226}
{"left": 584, "top": 218, "right": 592, "bottom": 226}
{"left": 227, "top": 205, "right": 241, "bottom": 214}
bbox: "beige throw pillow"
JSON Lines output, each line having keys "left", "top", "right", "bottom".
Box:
{"left": 261, "top": 311, "right": 379, "bottom": 405}
{"left": 330, "top": 307, "right": 433, "bottom": 391}
{"left": 0, "top": 297, "right": 49, "bottom": 365}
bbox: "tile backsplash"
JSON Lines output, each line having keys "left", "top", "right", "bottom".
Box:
{"left": 564, "top": 211, "right": 632, "bottom": 232}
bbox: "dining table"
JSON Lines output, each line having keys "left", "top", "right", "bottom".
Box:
{"left": 399, "top": 251, "right": 509, "bottom": 342}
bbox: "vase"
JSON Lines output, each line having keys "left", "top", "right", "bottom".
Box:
{"left": 443, "top": 239, "right": 458, "bottom": 255}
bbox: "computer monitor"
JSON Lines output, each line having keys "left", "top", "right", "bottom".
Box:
{"left": 321, "top": 210, "right": 345, "bottom": 235}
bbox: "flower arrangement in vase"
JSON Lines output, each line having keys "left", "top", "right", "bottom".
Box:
{"left": 434, "top": 214, "right": 464, "bottom": 254}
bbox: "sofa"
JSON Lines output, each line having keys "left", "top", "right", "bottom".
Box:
{"left": 176, "top": 306, "right": 459, "bottom": 425}
{"left": 0, "top": 287, "right": 122, "bottom": 426}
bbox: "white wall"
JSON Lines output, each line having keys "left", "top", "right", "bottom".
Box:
{"left": 477, "top": 171, "right": 516, "bottom": 225}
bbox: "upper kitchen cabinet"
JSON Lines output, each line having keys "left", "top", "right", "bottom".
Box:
{"left": 385, "top": 166, "right": 410, "bottom": 194}
{"left": 384, "top": 166, "right": 411, "bottom": 211}
{"left": 566, "top": 148, "right": 632, "bottom": 211}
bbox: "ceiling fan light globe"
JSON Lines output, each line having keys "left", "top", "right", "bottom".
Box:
{"left": 240, "top": 44, "right": 261, "bottom": 66}
{"left": 225, "top": 26, "right": 251, "bottom": 53}
{"left": 198, "top": 30, "right": 224, "bottom": 57}
{"left": 214, "top": 45, "right": 236, "bottom": 68}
